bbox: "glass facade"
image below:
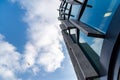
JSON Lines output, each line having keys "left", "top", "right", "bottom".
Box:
{"left": 81, "top": 0, "right": 120, "bottom": 33}
{"left": 70, "top": 29, "right": 77, "bottom": 43}
{"left": 78, "top": 0, "right": 120, "bottom": 56}
{"left": 59, "top": 0, "right": 120, "bottom": 79}
{"left": 79, "top": 32, "right": 103, "bottom": 56}
{"left": 70, "top": 5, "right": 81, "bottom": 19}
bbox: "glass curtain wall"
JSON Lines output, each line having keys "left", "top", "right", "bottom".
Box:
{"left": 78, "top": 0, "right": 120, "bottom": 56}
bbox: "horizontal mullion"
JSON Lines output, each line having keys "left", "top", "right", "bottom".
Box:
{"left": 70, "top": 19, "right": 105, "bottom": 38}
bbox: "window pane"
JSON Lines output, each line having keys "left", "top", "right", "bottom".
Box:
{"left": 70, "top": 5, "right": 81, "bottom": 19}
{"left": 70, "top": 29, "right": 76, "bottom": 34}
{"left": 77, "top": 0, "right": 84, "bottom": 3}
{"left": 80, "top": 0, "right": 120, "bottom": 33}
{"left": 70, "top": 29, "right": 77, "bottom": 42}
{"left": 79, "top": 32, "right": 103, "bottom": 56}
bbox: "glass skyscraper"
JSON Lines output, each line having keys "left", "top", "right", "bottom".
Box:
{"left": 58, "top": 0, "right": 120, "bottom": 80}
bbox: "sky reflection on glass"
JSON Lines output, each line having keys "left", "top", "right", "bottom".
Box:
{"left": 71, "top": 0, "right": 120, "bottom": 56}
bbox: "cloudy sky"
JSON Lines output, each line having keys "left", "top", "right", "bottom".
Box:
{"left": 0, "top": 0, "right": 77, "bottom": 80}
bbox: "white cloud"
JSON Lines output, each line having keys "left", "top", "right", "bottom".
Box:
{"left": 0, "top": 67, "right": 17, "bottom": 80}
{"left": 23, "top": 42, "right": 37, "bottom": 67}
{"left": 32, "top": 66, "right": 40, "bottom": 75}
{"left": 0, "top": 34, "right": 21, "bottom": 80}
{"left": 0, "top": 34, "right": 4, "bottom": 40}
{"left": 16, "top": 0, "right": 60, "bottom": 24}
{"left": 0, "top": 0, "right": 65, "bottom": 79}
{"left": 12, "top": 0, "right": 64, "bottom": 72}
{"left": 38, "top": 42, "right": 64, "bottom": 72}
{"left": 23, "top": 23, "right": 64, "bottom": 72}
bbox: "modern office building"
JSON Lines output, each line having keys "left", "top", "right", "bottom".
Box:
{"left": 58, "top": 0, "right": 120, "bottom": 80}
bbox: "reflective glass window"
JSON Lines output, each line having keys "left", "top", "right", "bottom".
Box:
{"left": 70, "top": 29, "right": 77, "bottom": 42}
{"left": 69, "top": 0, "right": 85, "bottom": 19}
{"left": 79, "top": 32, "right": 103, "bottom": 56}
{"left": 70, "top": 5, "right": 81, "bottom": 19}
{"left": 81, "top": 0, "right": 120, "bottom": 33}
{"left": 70, "top": 28, "right": 76, "bottom": 34}
{"left": 79, "top": 0, "right": 120, "bottom": 56}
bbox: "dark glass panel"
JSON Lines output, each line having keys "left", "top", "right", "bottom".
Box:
{"left": 81, "top": 0, "right": 120, "bottom": 33}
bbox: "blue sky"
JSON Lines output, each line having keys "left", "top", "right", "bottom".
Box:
{"left": 0, "top": 0, "right": 27, "bottom": 53}
{"left": 0, "top": 0, "right": 77, "bottom": 80}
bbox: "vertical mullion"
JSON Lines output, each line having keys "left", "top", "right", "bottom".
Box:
{"left": 68, "top": 4, "right": 73, "bottom": 19}
{"left": 64, "top": 3, "right": 68, "bottom": 19}
{"left": 77, "top": 0, "right": 88, "bottom": 21}
{"left": 76, "top": 28, "right": 80, "bottom": 43}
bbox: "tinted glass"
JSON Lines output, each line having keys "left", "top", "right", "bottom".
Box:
{"left": 79, "top": 0, "right": 120, "bottom": 56}
{"left": 70, "top": 5, "right": 81, "bottom": 19}
{"left": 81, "top": 0, "right": 120, "bottom": 33}
{"left": 79, "top": 32, "right": 103, "bottom": 56}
